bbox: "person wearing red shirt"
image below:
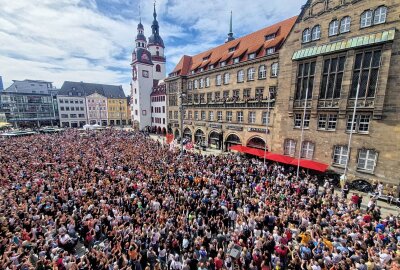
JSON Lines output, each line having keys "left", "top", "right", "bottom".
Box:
{"left": 214, "top": 254, "right": 224, "bottom": 269}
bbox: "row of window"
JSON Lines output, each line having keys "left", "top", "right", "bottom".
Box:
{"left": 151, "top": 96, "right": 166, "bottom": 102}
{"left": 59, "top": 99, "right": 84, "bottom": 104}
{"left": 294, "top": 113, "right": 371, "bottom": 134}
{"left": 60, "top": 114, "right": 85, "bottom": 119}
{"left": 295, "top": 49, "right": 382, "bottom": 101}
{"left": 60, "top": 106, "right": 85, "bottom": 111}
{"left": 168, "top": 110, "right": 271, "bottom": 124}
{"left": 88, "top": 106, "right": 106, "bottom": 111}
{"left": 151, "top": 117, "right": 165, "bottom": 124}
{"left": 302, "top": 6, "right": 387, "bottom": 43}
{"left": 187, "top": 63, "right": 279, "bottom": 90}
{"left": 187, "top": 86, "right": 276, "bottom": 103}
{"left": 284, "top": 139, "right": 378, "bottom": 173}
{"left": 151, "top": 106, "right": 166, "bottom": 114}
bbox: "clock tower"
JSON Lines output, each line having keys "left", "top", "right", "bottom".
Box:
{"left": 131, "top": 17, "right": 154, "bottom": 130}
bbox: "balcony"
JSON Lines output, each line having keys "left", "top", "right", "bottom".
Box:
{"left": 293, "top": 99, "right": 312, "bottom": 108}
{"left": 347, "top": 98, "right": 375, "bottom": 109}
{"left": 183, "top": 98, "right": 275, "bottom": 109}
{"left": 317, "top": 99, "right": 340, "bottom": 108}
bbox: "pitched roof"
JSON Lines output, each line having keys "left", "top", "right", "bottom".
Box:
{"left": 169, "top": 16, "right": 297, "bottom": 77}
{"left": 58, "top": 81, "right": 126, "bottom": 98}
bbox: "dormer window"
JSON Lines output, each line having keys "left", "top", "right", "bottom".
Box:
{"left": 228, "top": 47, "right": 236, "bottom": 52}
{"left": 209, "top": 64, "right": 214, "bottom": 70}
{"left": 233, "top": 57, "right": 240, "bottom": 64}
{"left": 248, "top": 53, "right": 256, "bottom": 60}
{"left": 203, "top": 56, "right": 210, "bottom": 61}
{"left": 266, "top": 47, "right": 275, "bottom": 55}
{"left": 191, "top": 70, "right": 195, "bottom": 74}
{"left": 265, "top": 33, "right": 276, "bottom": 41}
{"left": 200, "top": 67, "right": 204, "bottom": 72}
{"left": 220, "top": 61, "right": 226, "bottom": 67}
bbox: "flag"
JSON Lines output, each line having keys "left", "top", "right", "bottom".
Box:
{"left": 166, "top": 133, "right": 174, "bottom": 144}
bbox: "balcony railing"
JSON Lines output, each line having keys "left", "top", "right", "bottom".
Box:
{"left": 317, "top": 99, "right": 340, "bottom": 108}
{"left": 347, "top": 98, "right": 375, "bottom": 108}
{"left": 293, "top": 99, "right": 312, "bottom": 108}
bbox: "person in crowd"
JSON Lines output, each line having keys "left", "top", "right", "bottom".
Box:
{"left": 0, "top": 129, "right": 398, "bottom": 270}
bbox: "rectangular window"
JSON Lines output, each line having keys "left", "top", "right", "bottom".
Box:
{"left": 194, "top": 111, "right": 199, "bottom": 120}
{"left": 333, "top": 145, "right": 348, "bottom": 166}
{"left": 262, "top": 112, "right": 270, "bottom": 125}
{"left": 201, "top": 111, "right": 206, "bottom": 120}
{"left": 217, "top": 111, "right": 222, "bottom": 121}
{"left": 209, "top": 111, "right": 214, "bottom": 121}
{"left": 294, "top": 113, "right": 310, "bottom": 128}
{"left": 223, "top": 90, "right": 229, "bottom": 99}
{"left": 320, "top": 56, "right": 346, "bottom": 100}
{"left": 346, "top": 114, "right": 371, "bottom": 133}
{"left": 61, "top": 114, "right": 68, "bottom": 118}
{"left": 318, "top": 114, "right": 337, "bottom": 131}
{"left": 248, "top": 53, "right": 256, "bottom": 60}
{"left": 265, "top": 34, "right": 276, "bottom": 41}
{"left": 226, "top": 111, "right": 232, "bottom": 122}
{"left": 295, "top": 61, "right": 316, "bottom": 100}
{"left": 207, "top": 93, "right": 212, "bottom": 102}
{"left": 301, "top": 141, "right": 315, "bottom": 159}
{"left": 174, "top": 111, "right": 178, "bottom": 119}
{"left": 200, "top": 93, "right": 205, "bottom": 103}
{"left": 357, "top": 149, "right": 377, "bottom": 173}
{"left": 188, "top": 111, "right": 192, "bottom": 119}
{"left": 237, "top": 111, "right": 243, "bottom": 123}
{"left": 194, "top": 94, "right": 199, "bottom": 103}
{"left": 233, "top": 89, "right": 240, "bottom": 99}
{"left": 266, "top": 47, "right": 275, "bottom": 55}
{"left": 215, "top": 92, "right": 220, "bottom": 100}
{"left": 248, "top": 111, "right": 256, "bottom": 124}
{"left": 169, "top": 111, "right": 173, "bottom": 119}
{"left": 60, "top": 107, "right": 65, "bottom": 111}
{"left": 243, "top": 89, "right": 251, "bottom": 99}
{"left": 233, "top": 57, "right": 240, "bottom": 63}
{"left": 255, "top": 88, "right": 264, "bottom": 99}
{"left": 284, "top": 139, "right": 296, "bottom": 156}
{"left": 216, "top": 75, "right": 222, "bottom": 86}
{"left": 350, "top": 50, "right": 381, "bottom": 99}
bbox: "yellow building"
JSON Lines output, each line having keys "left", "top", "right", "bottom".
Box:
{"left": 107, "top": 98, "right": 129, "bottom": 126}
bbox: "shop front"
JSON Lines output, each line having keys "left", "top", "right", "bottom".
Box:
{"left": 208, "top": 131, "right": 223, "bottom": 150}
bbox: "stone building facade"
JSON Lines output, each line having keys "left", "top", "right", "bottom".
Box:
{"left": 273, "top": 0, "right": 400, "bottom": 184}
{"left": 166, "top": 16, "right": 297, "bottom": 151}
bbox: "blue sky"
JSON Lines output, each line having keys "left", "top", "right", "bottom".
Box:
{"left": 0, "top": 0, "right": 304, "bottom": 94}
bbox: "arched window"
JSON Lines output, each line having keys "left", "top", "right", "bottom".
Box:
{"left": 237, "top": 70, "right": 244, "bottom": 82}
{"left": 360, "top": 10, "right": 373, "bottom": 28}
{"left": 258, "top": 65, "right": 266, "bottom": 79}
{"left": 329, "top": 20, "right": 339, "bottom": 36}
{"left": 223, "top": 73, "right": 230, "bottom": 84}
{"left": 156, "top": 64, "right": 161, "bottom": 72}
{"left": 340, "top": 16, "right": 351, "bottom": 33}
{"left": 311, "top": 25, "right": 321, "bottom": 40}
{"left": 374, "top": 6, "right": 387, "bottom": 25}
{"left": 247, "top": 68, "right": 255, "bottom": 80}
{"left": 302, "top": 28, "right": 311, "bottom": 43}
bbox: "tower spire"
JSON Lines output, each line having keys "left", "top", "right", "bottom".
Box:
{"left": 153, "top": 1, "right": 157, "bottom": 20}
{"left": 139, "top": 2, "right": 141, "bottom": 24}
{"left": 226, "top": 11, "right": 235, "bottom": 43}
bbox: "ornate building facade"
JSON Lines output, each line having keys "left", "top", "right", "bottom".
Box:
{"left": 166, "top": 16, "right": 297, "bottom": 150}
{"left": 273, "top": 0, "right": 400, "bottom": 184}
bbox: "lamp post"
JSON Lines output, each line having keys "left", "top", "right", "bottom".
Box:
{"left": 263, "top": 89, "right": 271, "bottom": 166}
{"left": 119, "top": 100, "right": 123, "bottom": 128}
{"left": 296, "top": 87, "right": 309, "bottom": 180}
{"left": 179, "top": 92, "right": 186, "bottom": 156}
{"left": 343, "top": 83, "right": 360, "bottom": 179}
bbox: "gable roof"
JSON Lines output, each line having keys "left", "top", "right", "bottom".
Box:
{"left": 59, "top": 81, "right": 126, "bottom": 98}
{"left": 169, "top": 16, "right": 297, "bottom": 77}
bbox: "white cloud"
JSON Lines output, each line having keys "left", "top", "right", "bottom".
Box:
{"left": 0, "top": 0, "right": 303, "bottom": 93}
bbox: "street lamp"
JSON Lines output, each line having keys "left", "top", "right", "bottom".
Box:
{"left": 296, "top": 87, "right": 309, "bottom": 180}
{"left": 119, "top": 100, "right": 123, "bottom": 128}
{"left": 179, "top": 92, "right": 187, "bottom": 156}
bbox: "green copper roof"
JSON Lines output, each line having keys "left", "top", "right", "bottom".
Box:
{"left": 292, "top": 29, "right": 395, "bottom": 60}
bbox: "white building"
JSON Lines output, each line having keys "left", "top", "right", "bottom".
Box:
{"left": 131, "top": 3, "right": 166, "bottom": 131}
{"left": 58, "top": 95, "right": 87, "bottom": 128}
{"left": 86, "top": 93, "right": 108, "bottom": 126}
{"left": 150, "top": 82, "right": 167, "bottom": 133}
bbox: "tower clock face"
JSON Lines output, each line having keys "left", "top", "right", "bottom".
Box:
{"left": 132, "top": 66, "right": 137, "bottom": 81}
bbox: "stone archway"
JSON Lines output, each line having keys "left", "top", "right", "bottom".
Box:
{"left": 183, "top": 127, "right": 193, "bottom": 141}
{"left": 247, "top": 136, "right": 267, "bottom": 150}
{"left": 208, "top": 130, "right": 222, "bottom": 150}
{"left": 225, "top": 133, "right": 242, "bottom": 151}
{"left": 194, "top": 129, "right": 205, "bottom": 144}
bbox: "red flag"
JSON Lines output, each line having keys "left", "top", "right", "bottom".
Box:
{"left": 166, "top": 133, "right": 174, "bottom": 144}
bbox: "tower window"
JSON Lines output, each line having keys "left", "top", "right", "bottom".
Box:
{"left": 156, "top": 64, "right": 161, "bottom": 72}
{"left": 156, "top": 51, "right": 160, "bottom": 56}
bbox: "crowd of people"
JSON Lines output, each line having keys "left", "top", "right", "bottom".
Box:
{"left": 0, "top": 129, "right": 398, "bottom": 270}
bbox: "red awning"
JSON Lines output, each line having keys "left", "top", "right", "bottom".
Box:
{"left": 230, "top": 145, "right": 266, "bottom": 157}
{"left": 264, "top": 153, "right": 294, "bottom": 164}
{"left": 290, "top": 159, "right": 329, "bottom": 172}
